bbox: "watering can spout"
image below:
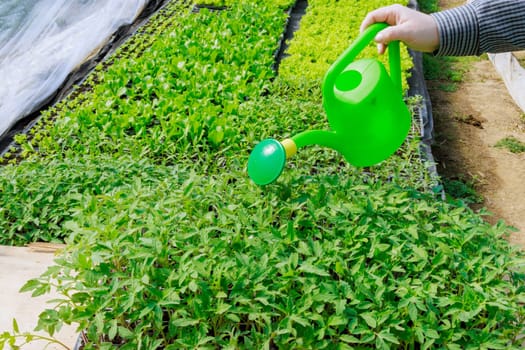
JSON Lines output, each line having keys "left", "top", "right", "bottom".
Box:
{"left": 292, "top": 129, "right": 343, "bottom": 153}
{"left": 246, "top": 130, "right": 342, "bottom": 186}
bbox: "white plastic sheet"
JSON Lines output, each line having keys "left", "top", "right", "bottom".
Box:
{"left": 488, "top": 52, "right": 525, "bottom": 113}
{"left": 0, "top": 0, "right": 148, "bottom": 137}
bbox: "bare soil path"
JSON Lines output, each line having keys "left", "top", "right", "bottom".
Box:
{"left": 430, "top": 0, "right": 525, "bottom": 247}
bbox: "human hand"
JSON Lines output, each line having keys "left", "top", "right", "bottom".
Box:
{"left": 360, "top": 4, "right": 439, "bottom": 54}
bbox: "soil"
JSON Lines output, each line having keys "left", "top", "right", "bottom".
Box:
{"left": 429, "top": 0, "right": 525, "bottom": 248}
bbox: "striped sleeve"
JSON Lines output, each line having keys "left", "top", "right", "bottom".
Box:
{"left": 431, "top": 0, "right": 525, "bottom": 56}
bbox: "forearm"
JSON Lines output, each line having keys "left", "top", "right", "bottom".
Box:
{"left": 432, "top": 0, "right": 525, "bottom": 56}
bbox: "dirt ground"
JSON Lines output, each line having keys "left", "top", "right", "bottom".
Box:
{"left": 430, "top": 0, "right": 525, "bottom": 248}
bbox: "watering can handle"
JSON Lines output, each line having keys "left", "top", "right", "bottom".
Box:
{"left": 322, "top": 23, "right": 402, "bottom": 98}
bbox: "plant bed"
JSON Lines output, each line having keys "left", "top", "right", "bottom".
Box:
{"left": 0, "top": 0, "right": 174, "bottom": 154}
{"left": 1, "top": 1, "right": 289, "bottom": 166}
{"left": 13, "top": 164, "right": 525, "bottom": 349}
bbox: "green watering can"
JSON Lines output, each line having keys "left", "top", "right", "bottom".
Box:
{"left": 247, "top": 23, "right": 412, "bottom": 186}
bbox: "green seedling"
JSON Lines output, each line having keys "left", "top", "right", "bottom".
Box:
{"left": 495, "top": 136, "right": 525, "bottom": 153}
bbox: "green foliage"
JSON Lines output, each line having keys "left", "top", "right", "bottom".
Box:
{"left": 7, "top": 1, "right": 287, "bottom": 163}
{"left": 18, "top": 167, "right": 525, "bottom": 348}
{"left": 1, "top": 0, "right": 524, "bottom": 348}
{"left": 495, "top": 136, "right": 525, "bottom": 154}
{"left": 0, "top": 318, "right": 69, "bottom": 350}
{"left": 423, "top": 55, "right": 481, "bottom": 92}
{"left": 0, "top": 156, "right": 173, "bottom": 245}
{"left": 442, "top": 177, "right": 483, "bottom": 206}
{"left": 278, "top": 0, "right": 413, "bottom": 92}
{"left": 417, "top": 0, "right": 439, "bottom": 13}
{"left": 0, "top": 97, "right": 433, "bottom": 245}
{"left": 196, "top": 0, "right": 296, "bottom": 10}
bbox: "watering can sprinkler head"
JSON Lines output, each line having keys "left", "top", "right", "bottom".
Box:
{"left": 247, "top": 138, "right": 297, "bottom": 186}
{"left": 247, "top": 23, "right": 412, "bottom": 186}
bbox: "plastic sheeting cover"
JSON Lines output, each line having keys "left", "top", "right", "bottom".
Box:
{"left": 0, "top": 0, "right": 147, "bottom": 137}
{"left": 488, "top": 52, "right": 525, "bottom": 113}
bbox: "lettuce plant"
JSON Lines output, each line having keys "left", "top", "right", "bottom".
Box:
{"left": 196, "top": 0, "right": 296, "bottom": 10}
{"left": 278, "top": 0, "right": 413, "bottom": 91}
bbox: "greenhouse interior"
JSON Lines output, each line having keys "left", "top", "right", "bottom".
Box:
{"left": 1, "top": 0, "right": 524, "bottom": 349}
